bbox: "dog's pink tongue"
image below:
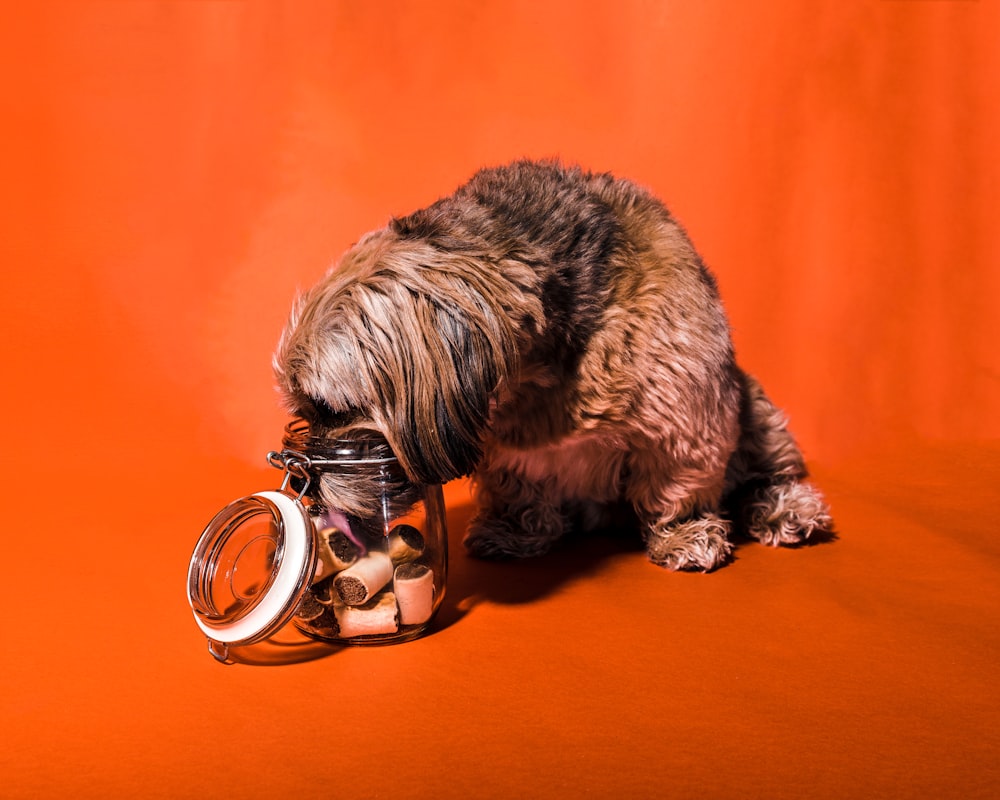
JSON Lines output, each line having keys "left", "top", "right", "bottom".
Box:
{"left": 319, "top": 508, "right": 366, "bottom": 555}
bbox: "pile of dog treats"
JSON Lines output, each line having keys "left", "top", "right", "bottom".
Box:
{"left": 295, "top": 520, "right": 435, "bottom": 638}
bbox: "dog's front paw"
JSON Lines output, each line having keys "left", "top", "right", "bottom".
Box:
{"left": 464, "top": 517, "right": 523, "bottom": 560}
{"left": 645, "top": 513, "right": 733, "bottom": 572}
{"left": 464, "top": 506, "right": 566, "bottom": 560}
{"left": 743, "top": 481, "right": 833, "bottom": 546}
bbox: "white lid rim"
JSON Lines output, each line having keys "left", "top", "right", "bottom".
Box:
{"left": 191, "top": 491, "right": 312, "bottom": 645}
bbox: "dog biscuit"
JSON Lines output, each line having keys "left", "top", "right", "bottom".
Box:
{"left": 295, "top": 589, "right": 340, "bottom": 635}
{"left": 393, "top": 562, "right": 435, "bottom": 626}
{"left": 387, "top": 523, "right": 425, "bottom": 564}
{"left": 334, "top": 551, "right": 393, "bottom": 606}
{"left": 333, "top": 592, "right": 399, "bottom": 637}
{"left": 313, "top": 525, "right": 360, "bottom": 580}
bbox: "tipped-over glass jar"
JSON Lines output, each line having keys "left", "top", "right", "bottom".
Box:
{"left": 186, "top": 421, "right": 447, "bottom": 662}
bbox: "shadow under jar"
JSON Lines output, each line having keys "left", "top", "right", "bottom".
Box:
{"left": 187, "top": 420, "right": 447, "bottom": 660}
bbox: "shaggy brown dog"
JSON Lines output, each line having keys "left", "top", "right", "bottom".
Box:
{"left": 274, "top": 160, "right": 832, "bottom": 570}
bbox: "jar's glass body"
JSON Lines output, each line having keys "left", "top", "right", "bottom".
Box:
{"left": 283, "top": 421, "right": 447, "bottom": 646}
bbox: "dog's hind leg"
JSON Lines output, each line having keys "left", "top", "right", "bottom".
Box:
{"left": 724, "top": 372, "right": 833, "bottom": 545}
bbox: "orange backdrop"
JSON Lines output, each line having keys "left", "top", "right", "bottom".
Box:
{"left": 1, "top": 2, "right": 997, "bottom": 798}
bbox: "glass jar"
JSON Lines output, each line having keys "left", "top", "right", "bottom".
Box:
{"left": 186, "top": 420, "right": 447, "bottom": 663}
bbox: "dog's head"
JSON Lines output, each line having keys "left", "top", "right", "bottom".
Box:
{"left": 274, "top": 228, "right": 542, "bottom": 488}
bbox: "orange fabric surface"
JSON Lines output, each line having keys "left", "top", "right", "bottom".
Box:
{"left": 1, "top": 2, "right": 997, "bottom": 798}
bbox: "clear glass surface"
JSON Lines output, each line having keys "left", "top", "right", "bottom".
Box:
{"left": 282, "top": 420, "right": 448, "bottom": 645}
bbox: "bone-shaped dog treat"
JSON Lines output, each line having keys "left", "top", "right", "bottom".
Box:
{"left": 295, "top": 589, "right": 340, "bottom": 635}
{"left": 313, "top": 526, "right": 360, "bottom": 581}
{"left": 387, "top": 523, "right": 425, "bottom": 564}
{"left": 334, "top": 551, "right": 393, "bottom": 606}
{"left": 311, "top": 576, "right": 337, "bottom": 606}
{"left": 393, "top": 562, "right": 435, "bottom": 626}
{"left": 333, "top": 592, "right": 399, "bottom": 637}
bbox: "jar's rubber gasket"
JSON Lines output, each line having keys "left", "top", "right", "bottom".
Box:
{"left": 189, "top": 490, "right": 311, "bottom": 645}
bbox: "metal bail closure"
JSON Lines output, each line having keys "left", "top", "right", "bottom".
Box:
{"left": 186, "top": 489, "right": 317, "bottom": 647}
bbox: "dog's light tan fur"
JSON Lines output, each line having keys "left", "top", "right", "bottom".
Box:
{"left": 275, "top": 160, "right": 832, "bottom": 570}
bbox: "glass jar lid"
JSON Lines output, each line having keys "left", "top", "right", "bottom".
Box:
{"left": 186, "top": 491, "right": 316, "bottom": 646}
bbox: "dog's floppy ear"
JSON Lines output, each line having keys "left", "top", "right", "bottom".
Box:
{"left": 353, "top": 268, "right": 525, "bottom": 485}
{"left": 358, "top": 237, "right": 550, "bottom": 484}
{"left": 385, "top": 298, "right": 501, "bottom": 482}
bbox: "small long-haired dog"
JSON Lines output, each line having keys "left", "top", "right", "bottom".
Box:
{"left": 274, "top": 160, "right": 832, "bottom": 571}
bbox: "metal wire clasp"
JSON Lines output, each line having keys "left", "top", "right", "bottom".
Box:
{"left": 266, "top": 449, "right": 312, "bottom": 501}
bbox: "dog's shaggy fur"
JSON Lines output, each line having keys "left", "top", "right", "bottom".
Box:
{"left": 274, "top": 160, "right": 833, "bottom": 571}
